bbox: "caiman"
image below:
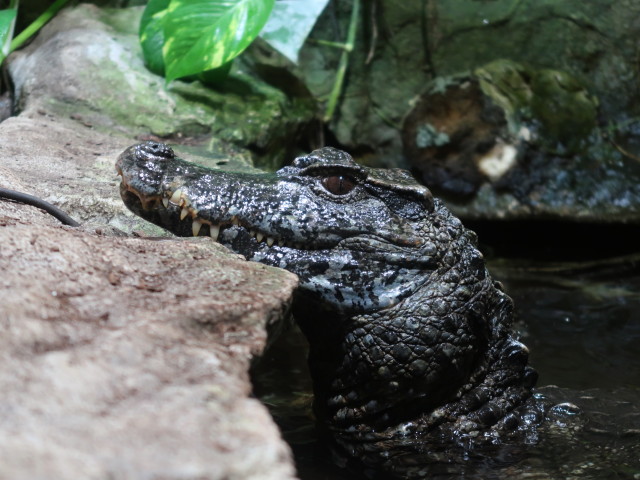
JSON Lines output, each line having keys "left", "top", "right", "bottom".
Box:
{"left": 116, "top": 142, "right": 551, "bottom": 474}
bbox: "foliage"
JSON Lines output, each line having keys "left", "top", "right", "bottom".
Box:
{"left": 140, "top": 0, "right": 275, "bottom": 82}
{"left": 0, "top": 0, "right": 71, "bottom": 67}
{"left": 140, "top": 0, "right": 331, "bottom": 83}
{"left": 0, "top": 7, "right": 16, "bottom": 64}
{"left": 261, "top": 0, "right": 330, "bottom": 64}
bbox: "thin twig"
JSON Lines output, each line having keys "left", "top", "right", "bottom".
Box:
{"left": 365, "top": 0, "right": 377, "bottom": 65}
{"left": 324, "top": 0, "right": 360, "bottom": 123}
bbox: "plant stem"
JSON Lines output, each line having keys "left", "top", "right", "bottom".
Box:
{"left": 9, "top": 0, "right": 70, "bottom": 53}
{"left": 311, "top": 38, "right": 352, "bottom": 50}
{"left": 323, "top": 0, "right": 360, "bottom": 123}
{"left": 0, "top": 0, "right": 19, "bottom": 63}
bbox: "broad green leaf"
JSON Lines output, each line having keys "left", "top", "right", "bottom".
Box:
{"left": 261, "top": 0, "right": 330, "bottom": 64}
{"left": 140, "top": 0, "right": 170, "bottom": 34}
{"left": 139, "top": 0, "right": 171, "bottom": 75}
{"left": 0, "top": 9, "right": 17, "bottom": 64}
{"left": 163, "top": 0, "right": 275, "bottom": 82}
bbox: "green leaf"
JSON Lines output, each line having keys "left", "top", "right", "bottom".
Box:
{"left": 0, "top": 8, "right": 17, "bottom": 65}
{"left": 261, "top": 0, "right": 330, "bottom": 64}
{"left": 139, "top": 0, "right": 171, "bottom": 75}
{"left": 162, "top": 0, "right": 275, "bottom": 82}
{"left": 140, "top": 0, "right": 170, "bottom": 34}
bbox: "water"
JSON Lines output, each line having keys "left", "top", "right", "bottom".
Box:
{"left": 495, "top": 257, "right": 640, "bottom": 391}
{"left": 252, "top": 254, "right": 640, "bottom": 479}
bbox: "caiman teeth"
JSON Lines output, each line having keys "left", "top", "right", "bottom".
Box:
{"left": 169, "top": 189, "right": 182, "bottom": 205}
{"left": 157, "top": 189, "right": 295, "bottom": 248}
{"left": 247, "top": 229, "right": 276, "bottom": 246}
{"left": 192, "top": 220, "right": 203, "bottom": 237}
{"left": 124, "top": 184, "right": 306, "bottom": 249}
{"left": 210, "top": 224, "right": 220, "bottom": 241}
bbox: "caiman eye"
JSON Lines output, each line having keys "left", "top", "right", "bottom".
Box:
{"left": 321, "top": 175, "right": 356, "bottom": 195}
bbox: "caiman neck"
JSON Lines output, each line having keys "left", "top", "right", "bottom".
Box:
{"left": 294, "top": 273, "right": 537, "bottom": 440}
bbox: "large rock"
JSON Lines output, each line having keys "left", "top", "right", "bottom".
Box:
{"left": 401, "top": 64, "right": 640, "bottom": 222}
{"left": 0, "top": 4, "right": 302, "bottom": 478}
{"left": 297, "top": 0, "right": 640, "bottom": 222}
{"left": 0, "top": 216, "right": 298, "bottom": 480}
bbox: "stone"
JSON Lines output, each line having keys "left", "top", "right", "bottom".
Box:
{"left": 8, "top": 5, "right": 315, "bottom": 171}
{"left": 0, "top": 4, "right": 303, "bottom": 478}
{"left": 0, "top": 216, "right": 298, "bottom": 480}
{"left": 297, "top": 1, "right": 640, "bottom": 222}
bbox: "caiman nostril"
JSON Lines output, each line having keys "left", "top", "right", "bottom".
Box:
{"left": 135, "top": 141, "right": 175, "bottom": 161}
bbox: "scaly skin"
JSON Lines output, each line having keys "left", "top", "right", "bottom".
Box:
{"left": 117, "top": 142, "right": 543, "bottom": 468}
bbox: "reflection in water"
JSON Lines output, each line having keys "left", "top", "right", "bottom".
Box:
{"left": 497, "top": 259, "right": 640, "bottom": 390}
{"left": 252, "top": 256, "right": 640, "bottom": 479}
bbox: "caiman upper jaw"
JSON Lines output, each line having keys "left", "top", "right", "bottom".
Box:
{"left": 116, "top": 142, "right": 173, "bottom": 195}
{"left": 116, "top": 142, "right": 425, "bottom": 252}
{"left": 119, "top": 174, "right": 294, "bottom": 248}
{"left": 119, "top": 174, "right": 424, "bottom": 254}
{"left": 117, "top": 143, "right": 324, "bottom": 250}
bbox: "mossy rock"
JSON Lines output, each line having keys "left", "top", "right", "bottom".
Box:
{"left": 9, "top": 5, "right": 316, "bottom": 171}
{"left": 298, "top": 1, "right": 640, "bottom": 222}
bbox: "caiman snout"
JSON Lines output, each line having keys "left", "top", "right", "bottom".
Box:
{"left": 136, "top": 141, "right": 175, "bottom": 160}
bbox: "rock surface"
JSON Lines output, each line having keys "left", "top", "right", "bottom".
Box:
{"left": 9, "top": 5, "right": 314, "bottom": 171}
{"left": 297, "top": 1, "right": 640, "bottom": 222}
{"left": 0, "top": 217, "right": 298, "bottom": 480}
{"left": 0, "top": 4, "right": 301, "bottom": 479}
{"left": 401, "top": 68, "right": 640, "bottom": 222}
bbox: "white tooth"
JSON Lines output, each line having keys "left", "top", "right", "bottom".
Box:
{"left": 192, "top": 221, "right": 202, "bottom": 237}
{"left": 180, "top": 208, "right": 189, "bottom": 220}
{"left": 162, "top": 197, "right": 169, "bottom": 208}
{"left": 266, "top": 237, "right": 275, "bottom": 247}
{"left": 277, "top": 239, "right": 285, "bottom": 247}
{"left": 210, "top": 224, "right": 220, "bottom": 241}
{"left": 249, "top": 230, "right": 257, "bottom": 238}
{"left": 256, "top": 232, "right": 264, "bottom": 243}
{"left": 170, "top": 189, "right": 182, "bottom": 204}
{"left": 231, "top": 216, "right": 240, "bottom": 226}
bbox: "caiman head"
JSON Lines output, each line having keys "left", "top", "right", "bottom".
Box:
{"left": 117, "top": 142, "right": 538, "bottom": 457}
{"left": 117, "top": 142, "right": 437, "bottom": 314}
